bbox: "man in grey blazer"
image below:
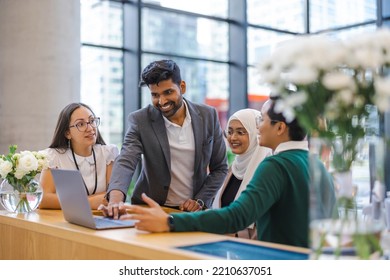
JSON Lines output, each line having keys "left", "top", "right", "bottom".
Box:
{"left": 104, "top": 60, "right": 228, "bottom": 215}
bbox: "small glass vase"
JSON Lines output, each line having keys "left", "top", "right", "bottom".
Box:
{"left": 0, "top": 179, "right": 43, "bottom": 213}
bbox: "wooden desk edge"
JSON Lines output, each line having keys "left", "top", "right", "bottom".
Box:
{"left": 0, "top": 209, "right": 309, "bottom": 260}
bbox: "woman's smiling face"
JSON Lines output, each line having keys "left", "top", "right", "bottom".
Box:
{"left": 226, "top": 119, "right": 249, "bottom": 155}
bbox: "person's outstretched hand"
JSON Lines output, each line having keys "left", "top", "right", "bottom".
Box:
{"left": 119, "top": 193, "right": 170, "bottom": 233}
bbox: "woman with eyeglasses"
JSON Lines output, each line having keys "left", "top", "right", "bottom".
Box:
{"left": 212, "top": 109, "right": 271, "bottom": 239}
{"left": 39, "top": 102, "right": 119, "bottom": 209}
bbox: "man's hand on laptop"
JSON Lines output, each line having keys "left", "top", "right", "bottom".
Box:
{"left": 179, "top": 199, "right": 204, "bottom": 212}
{"left": 98, "top": 190, "right": 126, "bottom": 219}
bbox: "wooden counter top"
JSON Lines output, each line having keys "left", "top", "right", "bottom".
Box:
{"left": 0, "top": 209, "right": 309, "bottom": 260}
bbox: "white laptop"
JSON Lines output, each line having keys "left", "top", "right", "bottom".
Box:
{"left": 51, "top": 168, "right": 136, "bottom": 230}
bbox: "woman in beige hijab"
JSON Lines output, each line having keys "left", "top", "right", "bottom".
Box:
{"left": 212, "top": 108, "right": 272, "bottom": 239}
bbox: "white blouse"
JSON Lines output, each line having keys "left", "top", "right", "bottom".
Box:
{"left": 45, "top": 144, "right": 119, "bottom": 195}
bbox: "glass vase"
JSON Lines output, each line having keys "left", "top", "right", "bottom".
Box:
{"left": 310, "top": 217, "right": 383, "bottom": 259}
{"left": 0, "top": 179, "right": 43, "bottom": 213}
{"left": 308, "top": 137, "right": 385, "bottom": 259}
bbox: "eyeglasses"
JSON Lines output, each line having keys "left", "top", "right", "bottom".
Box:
{"left": 255, "top": 114, "right": 280, "bottom": 128}
{"left": 69, "top": 117, "right": 100, "bottom": 132}
{"left": 224, "top": 129, "right": 248, "bottom": 138}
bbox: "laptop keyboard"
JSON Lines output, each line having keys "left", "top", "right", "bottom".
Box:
{"left": 93, "top": 217, "right": 134, "bottom": 228}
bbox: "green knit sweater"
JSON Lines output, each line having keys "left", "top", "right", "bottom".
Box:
{"left": 173, "top": 149, "right": 313, "bottom": 248}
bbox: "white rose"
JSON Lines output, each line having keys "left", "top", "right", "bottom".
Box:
{"left": 36, "top": 150, "right": 48, "bottom": 159}
{"left": 33, "top": 150, "right": 49, "bottom": 171}
{"left": 17, "top": 151, "right": 39, "bottom": 174}
{"left": 0, "top": 159, "right": 13, "bottom": 179}
{"left": 37, "top": 158, "right": 49, "bottom": 171}
{"left": 14, "top": 168, "right": 27, "bottom": 180}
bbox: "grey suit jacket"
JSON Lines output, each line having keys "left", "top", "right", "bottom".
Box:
{"left": 107, "top": 99, "right": 228, "bottom": 208}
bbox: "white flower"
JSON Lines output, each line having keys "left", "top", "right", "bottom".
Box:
{"left": 0, "top": 159, "right": 13, "bottom": 178}
{"left": 33, "top": 150, "right": 49, "bottom": 171}
{"left": 335, "top": 89, "right": 355, "bottom": 106}
{"left": 375, "top": 29, "right": 390, "bottom": 64}
{"left": 274, "top": 99, "right": 296, "bottom": 123}
{"left": 36, "top": 151, "right": 48, "bottom": 162}
{"left": 374, "top": 76, "right": 390, "bottom": 112}
{"left": 322, "top": 72, "right": 355, "bottom": 92}
{"left": 14, "top": 168, "right": 27, "bottom": 180}
{"left": 324, "top": 98, "right": 342, "bottom": 120}
{"left": 274, "top": 91, "right": 307, "bottom": 123}
{"left": 284, "top": 64, "right": 319, "bottom": 85}
{"left": 257, "top": 27, "right": 390, "bottom": 175}
{"left": 37, "top": 158, "right": 49, "bottom": 172}
{"left": 349, "top": 46, "right": 383, "bottom": 69}
{"left": 258, "top": 58, "right": 282, "bottom": 85}
{"left": 319, "top": 45, "right": 348, "bottom": 71}
{"left": 17, "top": 151, "right": 39, "bottom": 174}
{"left": 1, "top": 145, "right": 48, "bottom": 192}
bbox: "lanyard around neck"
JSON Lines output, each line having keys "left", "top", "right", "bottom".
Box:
{"left": 71, "top": 147, "right": 97, "bottom": 195}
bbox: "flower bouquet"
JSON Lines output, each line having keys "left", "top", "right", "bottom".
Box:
{"left": 0, "top": 145, "right": 49, "bottom": 213}
{"left": 258, "top": 28, "right": 390, "bottom": 259}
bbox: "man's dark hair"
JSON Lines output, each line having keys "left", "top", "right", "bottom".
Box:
{"left": 139, "top": 59, "right": 182, "bottom": 87}
{"left": 268, "top": 96, "right": 307, "bottom": 141}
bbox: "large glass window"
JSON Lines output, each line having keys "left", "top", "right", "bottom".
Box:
{"left": 140, "top": 1, "right": 230, "bottom": 126}
{"left": 247, "top": 28, "right": 293, "bottom": 110}
{"left": 142, "top": 8, "right": 228, "bottom": 61}
{"left": 310, "top": 0, "right": 376, "bottom": 33}
{"left": 322, "top": 24, "right": 376, "bottom": 39}
{"left": 80, "top": 0, "right": 124, "bottom": 147}
{"left": 81, "top": 0, "right": 123, "bottom": 47}
{"left": 80, "top": 1, "right": 388, "bottom": 186}
{"left": 247, "top": 28, "right": 294, "bottom": 67}
{"left": 384, "top": 0, "right": 390, "bottom": 17}
{"left": 142, "top": 0, "right": 228, "bottom": 18}
{"left": 247, "top": 0, "right": 306, "bottom": 33}
{"left": 81, "top": 46, "right": 124, "bottom": 147}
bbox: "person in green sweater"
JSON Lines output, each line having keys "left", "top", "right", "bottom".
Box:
{"left": 105, "top": 97, "right": 335, "bottom": 248}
